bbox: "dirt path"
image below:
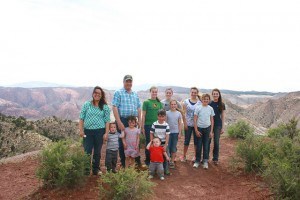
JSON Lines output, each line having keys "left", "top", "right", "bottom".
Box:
{"left": 0, "top": 137, "right": 272, "bottom": 200}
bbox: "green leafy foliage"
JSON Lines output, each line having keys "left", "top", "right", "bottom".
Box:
{"left": 227, "top": 120, "right": 254, "bottom": 139}
{"left": 263, "top": 136, "right": 300, "bottom": 199}
{"left": 235, "top": 136, "right": 275, "bottom": 172}
{"left": 268, "top": 118, "right": 300, "bottom": 139}
{"left": 99, "top": 167, "right": 155, "bottom": 200}
{"left": 36, "top": 140, "right": 90, "bottom": 188}
{"left": 232, "top": 119, "right": 300, "bottom": 199}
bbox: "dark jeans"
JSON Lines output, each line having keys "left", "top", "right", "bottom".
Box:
{"left": 168, "top": 133, "right": 179, "bottom": 153}
{"left": 208, "top": 126, "right": 221, "bottom": 161}
{"left": 105, "top": 149, "right": 118, "bottom": 172}
{"left": 195, "top": 126, "right": 211, "bottom": 163}
{"left": 184, "top": 126, "right": 197, "bottom": 146}
{"left": 83, "top": 128, "right": 105, "bottom": 173}
{"left": 144, "top": 125, "right": 151, "bottom": 165}
{"left": 117, "top": 117, "right": 141, "bottom": 168}
{"left": 161, "top": 142, "right": 169, "bottom": 173}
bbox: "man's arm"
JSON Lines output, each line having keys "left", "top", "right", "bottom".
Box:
{"left": 113, "top": 106, "right": 125, "bottom": 131}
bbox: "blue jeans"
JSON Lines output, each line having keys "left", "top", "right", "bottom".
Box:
{"left": 208, "top": 126, "right": 221, "bottom": 161}
{"left": 195, "top": 126, "right": 211, "bottom": 163}
{"left": 117, "top": 117, "right": 142, "bottom": 168}
{"left": 161, "top": 142, "right": 169, "bottom": 173}
{"left": 144, "top": 125, "right": 151, "bottom": 165}
{"left": 83, "top": 128, "right": 105, "bottom": 173}
{"left": 168, "top": 133, "right": 179, "bottom": 153}
{"left": 184, "top": 126, "right": 197, "bottom": 146}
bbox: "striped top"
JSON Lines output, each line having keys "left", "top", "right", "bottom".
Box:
{"left": 106, "top": 132, "right": 122, "bottom": 151}
{"left": 79, "top": 101, "right": 110, "bottom": 129}
{"left": 112, "top": 88, "right": 141, "bottom": 118}
{"left": 150, "top": 121, "right": 170, "bottom": 142}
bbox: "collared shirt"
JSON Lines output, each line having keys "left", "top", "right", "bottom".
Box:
{"left": 112, "top": 88, "right": 141, "bottom": 118}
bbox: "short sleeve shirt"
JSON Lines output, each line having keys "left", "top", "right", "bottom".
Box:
{"left": 142, "top": 99, "right": 163, "bottom": 125}
{"left": 209, "top": 101, "right": 226, "bottom": 127}
{"left": 166, "top": 110, "right": 182, "bottom": 133}
{"left": 150, "top": 121, "right": 170, "bottom": 142}
{"left": 194, "top": 105, "right": 215, "bottom": 128}
{"left": 112, "top": 88, "right": 141, "bottom": 118}
{"left": 149, "top": 146, "right": 164, "bottom": 162}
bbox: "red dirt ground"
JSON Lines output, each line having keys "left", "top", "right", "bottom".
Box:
{"left": 0, "top": 137, "right": 273, "bottom": 200}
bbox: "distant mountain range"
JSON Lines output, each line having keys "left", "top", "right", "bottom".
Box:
{"left": 0, "top": 86, "right": 299, "bottom": 128}
{"left": 0, "top": 86, "right": 299, "bottom": 159}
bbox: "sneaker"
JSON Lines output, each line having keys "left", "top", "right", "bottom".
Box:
{"left": 160, "top": 176, "right": 165, "bottom": 181}
{"left": 193, "top": 162, "right": 200, "bottom": 168}
{"left": 180, "top": 156, "right": 187, "bottom": 162}
{"left": 169, "top": 162, "right": 175, "bottom": 169}
{"left": 93, "top": 170, "right": 102, "bottom": 176}
{"left": 213, "top": 161, "right": 219, "bottom": 165}
{"left": 148, "top": 175, "right": 154, "bottom": 179}
{"left": 203, "top": 162, "right": 208, "bottom": 169}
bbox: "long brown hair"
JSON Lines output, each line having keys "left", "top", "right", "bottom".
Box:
{"left": 92, "top": 86, "right": 107, "bottom": 110}
{"left": 212, "top": 88, "right": 224, "bottom": 112}
{"left": 190, "top": 87, "right": 201, "bottom": 101}
{"left": 150, "top": 86, "right": 160, "bottom": 102}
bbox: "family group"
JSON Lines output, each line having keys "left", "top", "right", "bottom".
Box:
{"left": 79, "top": 75, "right": 226, "bottom": 180}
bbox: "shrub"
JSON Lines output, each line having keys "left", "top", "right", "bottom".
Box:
{"left": 268, "top": 118, "right": 300, "bottom": 139}
{"left": 263, "top": 136, "right": 300, "bottom": 199}
{"left": 36, "top": 140, "right": 90, "bottom": 188}
{"left": 99, "top": 167, "right": 155, "bottom": 200}
{"left": 235, "top": 135, "right": 275, "bottom": 172}
{"left": 227, "top": 120, "right": 254, "bottom": 139}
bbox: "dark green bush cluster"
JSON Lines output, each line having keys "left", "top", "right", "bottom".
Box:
{"left": 235, "top": 136, "right": 275, "bottom": 173}
{"left": 36, "top": 140, "right": 90, "bottom": 188}
{"left": 99, "top": 167, "right": 155, "bottom": 200}
{"left": 227, "top": 120, "right": 254, "bottom": 139}
{"left": 268, "top": 117, "right": 300, "bottom": 139}
{"left": 233, "top": 119, "right": 300, "bottom": 199}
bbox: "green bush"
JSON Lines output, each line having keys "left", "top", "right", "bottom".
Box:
{"left": 227, "top": 120, "right": 254, "bottom": 139}
{"left": 99, "top": 167, "right": 155, "bottom": 200}
{"left": 233, "top": 120, "right": 300, "bottom": 199}
{"left": 36, "top": 140, "right": 90, "bottom": 188}
{"left": 235, "top": 135, "right": 275, "bottom": 172}
{"left": 263, "top": 136, "right": 300, "bottom": 199}
{"left": 268, "top": 118, "right": 300, "bottom": 139}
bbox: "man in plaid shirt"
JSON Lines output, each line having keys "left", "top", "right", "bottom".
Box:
{"left": 112, "top": 75, "right": 142, "bottom": 168}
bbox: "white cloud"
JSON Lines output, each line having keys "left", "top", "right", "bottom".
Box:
{"left": 0, "top": 0, "right": 299, "bottom": 92}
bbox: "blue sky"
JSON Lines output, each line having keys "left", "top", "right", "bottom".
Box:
{"left": 0, "top": 0, "right": 299, "bottom": 92}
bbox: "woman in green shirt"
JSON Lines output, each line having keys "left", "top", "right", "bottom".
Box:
{"left": 141, "top": 86, "right": 163, "bottom": 165}
{"left": 79, "top": 86, "right": 110, "bottom": 175}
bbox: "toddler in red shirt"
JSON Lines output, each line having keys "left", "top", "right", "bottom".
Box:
{"left": 146, "top": 137, "right": 170, "bottom": 180}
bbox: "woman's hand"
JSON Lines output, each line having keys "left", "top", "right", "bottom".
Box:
{"left": 79, "top": 130, "right": 85, "bottom": 138}
{"left": 221, "top": 128, "right": 224, "bottom": 134}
